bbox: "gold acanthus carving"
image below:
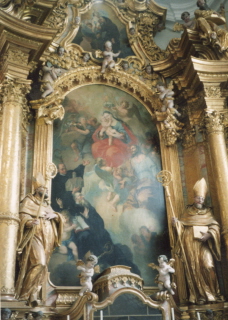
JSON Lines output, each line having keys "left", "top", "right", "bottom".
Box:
{"left": 41, "top": 45, "right": 158, "bottom": 89}
{"left": 204, "top": 111, "right": 224, "bottom": 134}
{"left": 137, "top": 12, "right": 169, "bottom": 61}
{"left": 110, "top": 0, "right": 167, "bottom": 61}
{"left": 44, "top": 2, "right": 67, "bottom": 35}
{"left": 31, "top": 67, "right": 156, "bottom": 116}
{"left": 0, "top": 1, "right": 37, "bottom": 17}
{"left": 6, "top": 48, "right": 28, "bottom": 66}
{"left": 204, "top": 86, "right": 222, "bottom": 98}
{"left": 181, "top": 127, "right": 196, "bottom": 149}
{"left": 0, "top": 77, "right": 32, "bottom": 128}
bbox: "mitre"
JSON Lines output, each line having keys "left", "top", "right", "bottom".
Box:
{"left": 33, "top": 172, "right": 46, "bottom": 190}
{"left": 193, "top": 178, "right": 207, "bottom": 198}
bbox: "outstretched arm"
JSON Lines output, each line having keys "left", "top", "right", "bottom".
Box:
{"left": 113, "top": 51, "right": 121, "bottom": 58}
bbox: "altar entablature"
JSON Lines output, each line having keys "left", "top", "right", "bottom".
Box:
{"left": 0, "top": 0, "right": 59, "bottom": 24}
{"left": 0, "top": 10, "right": 58, "bottom": 82}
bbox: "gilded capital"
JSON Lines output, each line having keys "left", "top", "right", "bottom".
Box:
{"left": 0, "top": 77, "right": 31, "bottom": 106}
{"left": 204, "top": 111, "right": 224, "bottom": 134}
{"left": 37, "top": 104, "right": 65, "bottom": 125}
{"left": 204, "top": 86, "right": 222, "bottom": 99}
{"left": 156, "top": 111, "right": 184, "bottom": 146}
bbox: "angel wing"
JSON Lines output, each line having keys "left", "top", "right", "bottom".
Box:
{"left": 94, "top": 265, "right": 100, "bottom": 273}
{"left": 76, "top": 259, "right": 84, "bottom": 267}
{"left": 168, "top": 258, "right": 175, "bottom": 267}
{"left": 84, "top": 250, "right": 93, "bottom": 261}
{"left": 148, "top": 262, "right": 158, "bottom": 270}
{"left": 95, "top": 164, "right": 114, "bottom": 188}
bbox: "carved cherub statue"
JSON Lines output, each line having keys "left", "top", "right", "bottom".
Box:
{"left": 148, "top": 255, "right": 176, "bottom": 295}
{"left": 181, "top": 11, "right": 195, "bottom": 29}
{"left": 173, "top": 12, "right": 195, "bottom": 32}
{"left": 157, "top": 81, "right": 181, "bottom": 117}
{"left": 76, "top": 254, "right": 99, "bottom": 296}
{"left": 101, "top": 41, "right": 121, "bottom": 73}
{"left": 40, "top": 47, "right": 67, "bottom": 98}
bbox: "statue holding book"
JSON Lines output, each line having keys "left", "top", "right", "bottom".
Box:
{"left": 172, "top": 178, "right": 222, "bottom": 305}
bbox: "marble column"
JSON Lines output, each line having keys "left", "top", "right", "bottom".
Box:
{"left": 32, "top": 103, "right": 64, "bottom": 196}
{"left": 204, "top": 111, "right": 228, "bottom": 253}
{"left": 0, "top": 77, "right": 31, "bottom": 299}
{"left": 156, "top": 113, "right": 188, "bottom": 304}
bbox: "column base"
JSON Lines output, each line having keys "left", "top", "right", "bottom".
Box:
{"left": 1, "top": 294, "right": 17, "bottom": 301}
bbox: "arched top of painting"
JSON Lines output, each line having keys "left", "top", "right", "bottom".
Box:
{"left": 59, "top": 1, "right": 135, "bottom": 59}
{"left": 60, "top": 80, "right": 156, "bottom": 119}
{"left": 61, "top": 84, "right": 158, "bottom": 138}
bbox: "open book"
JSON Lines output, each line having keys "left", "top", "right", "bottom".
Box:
{"left": 193, "top": 226, "right": 209, "bottom": 239}
{"left": 73, "top": 216, "right": 89, "bottom": 233}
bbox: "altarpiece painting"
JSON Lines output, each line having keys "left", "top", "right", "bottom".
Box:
{"left": 49, "top": 85, "right": 168, "bottom": 286}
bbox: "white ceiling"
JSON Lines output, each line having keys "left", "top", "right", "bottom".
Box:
{"left": 154, "top": 0, "right": 227, "bottom": 22}
{"left": 153, "top": 0, "right": 228, "bottom": 49}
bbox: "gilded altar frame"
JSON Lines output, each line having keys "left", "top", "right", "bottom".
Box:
{"left": 1, "top": 0, "right": 228, "bottom": 319}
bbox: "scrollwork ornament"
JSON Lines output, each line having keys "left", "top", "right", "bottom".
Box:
{"left": 204, "top": 111, "right": 224, "bottom": 134}
{"left": 45, "top": 2, "right": 67, "bottom": 35}
{"left": 157, "top": 170, "right": 172, "bottom": 187}
{"left": 137, "top": 12, "right": 169, "bottom": 61}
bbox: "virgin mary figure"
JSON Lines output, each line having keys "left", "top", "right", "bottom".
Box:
{"left": 92, "top": 111, "right": 137, "bottom": 167}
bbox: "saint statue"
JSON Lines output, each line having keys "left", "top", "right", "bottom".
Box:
{"left": 173, "top": 178, "right": 222, "bottom": 305}
{"left": 15, "top": 173, "right": 63, "bottom": 304}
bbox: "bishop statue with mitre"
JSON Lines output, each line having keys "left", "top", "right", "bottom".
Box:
{"left": 173, "top": 178, "right": 222, "bottom": 305}
{"left": 15, "top": 173, "right": 63, "bottom": 305}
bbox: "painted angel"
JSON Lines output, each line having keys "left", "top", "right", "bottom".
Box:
{"left": 95, "top": 160, "right": 131, "bottom": 211}
{"left": 76, "top": 254, "right": 99, "bottom": 296}
{"left": 148, "top": 255, "right": 176, "bottom": 295}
